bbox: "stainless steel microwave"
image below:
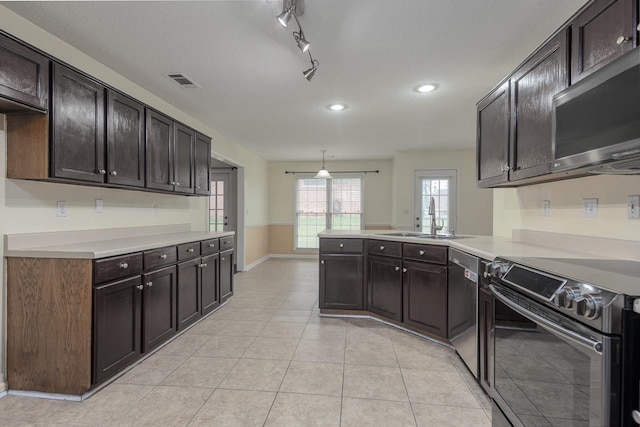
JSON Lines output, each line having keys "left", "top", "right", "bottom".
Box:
{"left": 552, "top": 49, "right": 640, "bottom": 174}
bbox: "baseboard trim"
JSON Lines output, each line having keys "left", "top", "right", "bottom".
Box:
{"left": 244, "top": 255, "right": 270, "bottom": 271}
{"left": 269, "top": 254, "right": 318, "bottom": 259}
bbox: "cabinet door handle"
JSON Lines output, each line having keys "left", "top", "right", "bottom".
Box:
{"left": 98, "top": 169, "right": 106, "bottom": 175}
{"left": 222, "top": 257, "right": 225, "bottom": 261}
{"left": 187, "top": 248, "right": 194, "bottom": 253}
{"left": 419, "top": 250, "right": 425, "bottom": 255}
{"left": 110, "top": 170, "right": 118, "bottom": 176}
{"left": 402, "top": 268, "right": 407, "bottom": 273}
{"left": 176, "top": 182, "right": 181, "bottom": 186}
{"left": 146, "top": 281, "right": 153, "bottom": 287}
{"left": 203, "top": 263, "right": 207, "bottom": 267}
{"left": 339, "top": 243, "right": 344, "bottom": 248}
{"left": 617, "top": 35, "right": 630, "bottom": 45}
{"left": 136, "top": 284, "right": 144, "bottom": 290}
{"left": 321, "top": 260, "right": 325, "bottom": 264}
{"left": 119, "top": 262, "right": 128, "bottom": 269}
{"left": 159, "top": 254, "right": 167, "bottom": 259}
{"left": 380, "top": 246, "right": 385, "bottom": 250}
{"left": 171, "top": 181, "right": 176, "bottom": 185}
{"left": 395, "top": 266, "right": 400, "bottom": 271}
{"left": 196, "top": 185, "right": 200, "bottom": 189}
{"left": 208, "top": 244, "right": 216, "bottom": 248}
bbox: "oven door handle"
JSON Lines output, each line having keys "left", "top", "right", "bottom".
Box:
{"left": 490, "top": 284, "right": 603, "bottom": 355}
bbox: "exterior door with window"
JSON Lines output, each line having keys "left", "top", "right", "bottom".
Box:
{"left": 210, "top": 173, "right": 230, "bottom": 232}
{"left": 414, "top": 170, "right": 457, "bottom": 235}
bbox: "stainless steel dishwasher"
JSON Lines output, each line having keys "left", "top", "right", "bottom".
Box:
{"left": 447, "top": 248, "right": 480, "bottom": 378}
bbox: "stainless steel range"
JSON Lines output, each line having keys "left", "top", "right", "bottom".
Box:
{"left": 485, "top": 257, "right": 640, "bottom": 427}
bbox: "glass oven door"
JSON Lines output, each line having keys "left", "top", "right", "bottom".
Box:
{"left": 490, "top": 284, "right": 621, "bottom": 427}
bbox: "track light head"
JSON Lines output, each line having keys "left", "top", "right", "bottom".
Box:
{"left": 295, "top": 32, "right": 310, "bottom": 53}
{"left": 277, "top": 7, "right": 293, "bottom": 28}
{"left": 303, "top": 60, "right": 318, "bottom": 81}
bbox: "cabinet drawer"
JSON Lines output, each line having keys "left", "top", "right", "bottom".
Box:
{"left": 94, "top": 253, "right": 142, "bottom": 284}
{"left": 220, "top": 236, "right": 234, "bottom": 251}
{"left": 320, "top": 238, "right": 363, "bottom": 253}
{"left": 403, "top": 244, "right": 447, "bottom": 264}
{"left": 177, "top": 242, "right": 200, "bottom": 261}
{"left": 201, "top": 238, "right": 219, "bottom": 255}
{"left": 144, "top": 246, "right": 177, "bottom": 271}
{"left": 367, "top": 240, "right": 402, "bottom": 258}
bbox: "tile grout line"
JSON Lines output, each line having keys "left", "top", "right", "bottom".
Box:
{"left": 339, "top": 316, "right": 348, "bottom": 426}
{"left": 389, "top": 331, "right": 419, "bottom": 427}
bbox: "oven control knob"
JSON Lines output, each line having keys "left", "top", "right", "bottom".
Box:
{"left": 575, "top": 294, "right": 603, "bottom": 320}
{"left": 554, "top": 286, "right": 581, "bottom": 309}
{"left": 486, "top": 262, "right": 510, "bottom": 279}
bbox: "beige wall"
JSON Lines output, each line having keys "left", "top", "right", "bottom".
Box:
{"left": 0, "top": 7, "right": 269, "bottom": 391}
{"left": 392, "top": 149, "right": 493, "bottom": 235}
{"left": 493, "top": 175, "right": 640, "bottom": 240}
{"left": 245, "top": 225, "right": 270, "bottom": 266}
{"left": 269, "top": 225, "right": 295, "bottom": 255}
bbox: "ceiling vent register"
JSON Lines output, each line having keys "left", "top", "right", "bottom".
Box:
{"left": 164, "top": 73, "right": 200, "bottom": 88}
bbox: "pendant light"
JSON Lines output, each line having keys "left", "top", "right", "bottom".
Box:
{"left": 314, "top": 150, "right": 332, "bottom": 179}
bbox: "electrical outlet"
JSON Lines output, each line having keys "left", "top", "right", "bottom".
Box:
{"left": 153, "top": 204, "right": 159, "bottom": 216}
{"left": 583, "top": 198, "right": 598, "bottom": 218}
{"left": 95, "top": 199, "right": 104, "bottom": 213}
{"left": 57, "top": 201, "right": 67, "bottom": 217}
{"left": 543, "top": 200, "right": 551, "bottom": 217}
{"left": 628, "top": 195, "right": 640, "bottom": 219}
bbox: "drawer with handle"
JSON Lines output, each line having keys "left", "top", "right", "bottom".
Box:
{"left": 178, "top": 242, "right": 201, "bottom": 261}
{"left": 94, "top": 252, "right": 143, "bottom": 284}
{"left": 402, "top": 243, "right": 447, "bottom": 265}
{"left": 220, "top": 236, "right": 234, "bottom": 250}
{"left": 367, "top": 239, "right": 402, "bottom": 258}
{"left": 201, "top": 238, "right": 219, "bottom": 255}
{"left": 320, "top": 238, "right": 363, "bottom": 253}
{"left": 144, "top": 245, "right": 177, "bottom": 271}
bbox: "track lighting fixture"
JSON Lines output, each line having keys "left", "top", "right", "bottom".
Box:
{"left": 275, "top": 0, "right": 319, "bottom": 81}
{"left": 314, "top": 150, "right": 332, "bottom": 179}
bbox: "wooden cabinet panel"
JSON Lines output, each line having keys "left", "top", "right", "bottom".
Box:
{"left": 177, "top": 258, "right": 201, "bottom": 331}
{"left": 142, "top": 265, "right": 177, "bottom": 352}
{"left": 479, "top": 287, "right": 494, "bottom": 394}
{"left": 178, "top": 242, "right": 200, "bottom": 261}
{"left": 571, "top": 0, "right": 636, "bottom": 83}
{"left": 94, "top": 252, "right": 143, "bottom": 284}
{"left": 195, "top": 133, "right": 211, "bottom": 195}
{"left": 477, "top": 82, "right": 510, "bottom": 187}
{"left": 319, "top": 254, "right": 364, "bottom": 310}
{"left": 403, "top": 244, "right": 447, "bottom": 265}
{"left": 201, "top": 253, "right": 220, "bottom": 315}
{"left": 201, "top": 238, "right": 219, "bottom": 255}
{"left": 367, "top": 255, "right": 403, "bottom": 321}
{"left": 510, "top": 30, "right": 569, "bottom": 181}
{"left": 52, "top": 63, "right": 105, "bottom": 183}
{"left": 367, "top": 239, "right": 402, "bottom": 258}
{"left": 319, "top": 238, "right": 363, "bottom": 253}
{"left": 220, "top": 236, "right": 235, "bottom": 251}
{"left": 106, "top": 91, "right": 145, "bottom": 187}
{"left": 173, "top": 123, "right": 195, "bottom": 193}
{"left": 93, "top": 275, "right": 142, "bottom": 384}
{"left": 145, "top": 109, "right": 174, "bottom": 192}
{"left": 0, "top": 33, "right": 49, "bottom": 112}
{"left": 402, "top": 260, "right": 448, "bottom": 337}
{"left": 143, "top": 245, "right": 177, "bottom": 271}
{"left": 220, "top": 249, "right": 235, "bottom": 303}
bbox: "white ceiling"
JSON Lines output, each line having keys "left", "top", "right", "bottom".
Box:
{"left": 3, "top": 0, "right": 587, "bottom": 161}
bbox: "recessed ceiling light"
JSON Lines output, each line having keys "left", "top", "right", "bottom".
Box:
{"left": 415, "top": 84, "right": 439, "bottom": 93}
{"left": 328, "top": 104, "right": 346, "bottom": 111}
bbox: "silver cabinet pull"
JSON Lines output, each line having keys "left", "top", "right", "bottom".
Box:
{"left": 395, "top": 266, "right": 400, "bottom": 271}
{"left": 380, "top": 246, "right": 385, "bottom": 250}
{"left": 196, "top": 185, "right": 200, "bottom": 189}
{"left": 175, "top": 182, "right": 181, "bottom": 186}
{"left": 159, "top": 254, "right": 167, "bottom": 259}
{"left": 98, "top": 169, "right": 106, "bottom": 175}
{"left": 419, "top": 250, "right": 425, "bottom": 256}
{"left": 222, "top": 257, "right": 225, "bottom": 261}
{"left": 187, "top": 248, "right": 194, "bottom": 253}
{"left": 339, "top": 243, "right": 344, "bottom": 248}
{"left": 631, "top": 409, "right": 640, "bottom": 424}
{"left": 402, "top": 268, "right": 407, "bottom": 273}
{"left": 119, "top": 262, "right": 128, "bottom": 269}
{"left": 617, "top": 35, "right": 630, "bottom": 45}
{"left": 321, "top": 260, "right": 325, "bottom": 264}
{"left": 146, "top": 281, "right": 153, "bottom": 287}
{"left": 136, "top": 284, "right": 144, "bottom": 290}
{"left": 171, "top": 181, "right": 176, "bottom": 185}
{"left": 203, "top": 263, "right": 207, "bottom": 267}
{"left": 110, "top": 170, "right": 118, "bottom": 176}
{"left": 208, "top": 244, "right": 215, "bottom": 248}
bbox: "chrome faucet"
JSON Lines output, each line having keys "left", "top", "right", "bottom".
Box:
{"left": 428, "top": 197, "right": 444, "bottom": 236}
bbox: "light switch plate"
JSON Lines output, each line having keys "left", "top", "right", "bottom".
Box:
{"left": 583, "top": 198, "right": 598, "bottom": 218}
{"left": 543, "top": 200, "right": 551, "bottom": 217}
{"left": 95, "top": 199, "right": 104, "bottom": 213}
{"left": 57, "top": 201, "right": 67, "bottom": 217}
{"left": 628, "top": 195, "right": 640, "bottom": 219}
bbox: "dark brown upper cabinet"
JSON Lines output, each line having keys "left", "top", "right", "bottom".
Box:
{"left": 52, "top": 63, "right": 105, "bottom": 183}
{"left": 194, "top": 133, "right": 212, "bottom": 195}
{"left": 476, "top": 82, "right": 510, "bottom": 187}
{"left": 145, "top": 109, "right": 174, "bottom": 192}
{"left": 106, "top": 91, "right": 145, "bottom": 187}
{"left": 173, "top": 123, "right": 195, "bottom": 194}
{"left": 509, "top": 30, "right": 569, "bottom": 181}
{"left": 571, "top": 0, "right": 636, "bottom": 83}
{"left": 0, "top": 33, "right": 49, "bottom": 112}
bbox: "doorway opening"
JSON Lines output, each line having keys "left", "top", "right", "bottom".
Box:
{"left": 210, "top": 158, "right": 240, "bottom": 272}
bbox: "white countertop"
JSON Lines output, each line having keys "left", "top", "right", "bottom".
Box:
{"left": 5, "top": 225, "right": 234, "bottom": 259}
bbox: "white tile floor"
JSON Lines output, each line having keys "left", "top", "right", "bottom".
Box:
{"left": 0, "top": 258, "right": 491, "bottom": 426}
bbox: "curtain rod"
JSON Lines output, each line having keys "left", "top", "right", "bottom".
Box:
{"left": 211, "top": 167, "right": 237, "bottom": 170}
{"left": 285, "top": 170, "right": 379, "bottom": 175}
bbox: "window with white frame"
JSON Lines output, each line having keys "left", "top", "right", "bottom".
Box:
{"left": 414, "top": 170, "right": 457, "bottom": 234}
{"left": 295, "top": 176, "right": 363, "bottom": 249}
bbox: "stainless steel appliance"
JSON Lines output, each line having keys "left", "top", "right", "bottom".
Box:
{"left": 485, "top": 257, "right": 640, "bottom": 426}
{"left": 448, "top": 248, "right": 480, "bottom": 377}
{"left": 552, "top": 48, "right": 640, "bottom": 175}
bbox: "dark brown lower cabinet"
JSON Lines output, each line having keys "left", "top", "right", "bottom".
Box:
{"left": 367, "top": 255, "right": 402, "bottom": 321}
{"left": 201, "top": 253, "right": 220, "bottom": 315}
{"left": 93, "top": 275, "right": 142, "bottom": 384}
{"left": 402, "top": 260, "right": 448, "bottom": 337}
{"left": 142, "top": 265, "right": 177, "bottom": 352}
{"left": 177, "top": 258, "right": 201, "bottom": 331}
{"left": 320, "top": 254, "right": 364, "bottom": 310}
{"left": 220, "top": 249, "right": 234, "bottom": 303}
{"left": 479, "top": 286, "right": 494, "bottom": 394}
